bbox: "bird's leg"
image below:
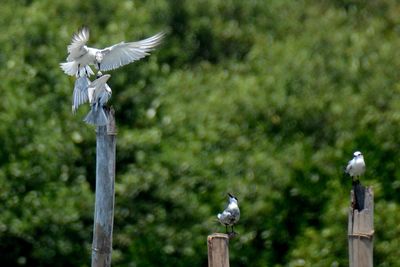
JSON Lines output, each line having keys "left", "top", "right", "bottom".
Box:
{"left": 97, "top": 62, "right": 101, "bottom": 70}
{"left": 225, "top": 225, "right": 228, "bottom": 234}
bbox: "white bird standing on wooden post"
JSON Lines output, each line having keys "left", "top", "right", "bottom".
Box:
{"left": 217, "top": 193, "right": 240, "bottom": 235}
{"left": 60, "top": 26, "right": 165, "bottom": 77}
{"left": 345, "top": 151, "right": 366, "bottom": 180}
{"left": 83, "top": 72, "right": 112, "bottom": 126}
{"left": 345, "top": 151, "right": 366, "bottom": 211}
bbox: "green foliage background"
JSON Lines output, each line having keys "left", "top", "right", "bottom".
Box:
{"left": 1, "top": 0, "right": 400, "bottom": 266}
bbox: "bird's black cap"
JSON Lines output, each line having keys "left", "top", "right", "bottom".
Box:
{"left": 228, "top": 193, "right": 238, "bottom": 201}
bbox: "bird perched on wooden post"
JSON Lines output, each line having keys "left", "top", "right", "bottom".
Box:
{"left": 60, "top": 26, "right": 165, "bottom": 77}
{"left": 217, "top": 193, "right": 240, "bottom": 236}
{"left": 70, "top": 71, "right": 112, "bottom": 126}
{"left": 345, "top": 151, "right": 366, "bottom": 211}
{"left": 83, "top": 72, "right": 112, "bottom": 126}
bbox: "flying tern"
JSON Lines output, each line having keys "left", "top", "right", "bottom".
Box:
{"left": 60, "top": 26, "right": 165, "bottom": 77}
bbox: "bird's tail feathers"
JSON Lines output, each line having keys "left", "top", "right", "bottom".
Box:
{"left": 84, "top": 105, "right": 108, "bottom": 126}
{"left": 60, "top": 61, "right": 78, "bottom": 76}
{"left": 60, "top": 62, "right": 94, "bottom": 77}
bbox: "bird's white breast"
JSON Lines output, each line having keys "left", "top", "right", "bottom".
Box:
{"left": 76, "top": 48, "right": 97, "bottom": 66}
{"left": 350, "top": 158, "right": 365, "bottom": 176}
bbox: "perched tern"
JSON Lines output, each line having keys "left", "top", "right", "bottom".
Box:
{"left": 345, "top": 151, "right": 366, "bottom": 180}
{"left": 83, "top": 72, "right": 112, "bottom": 126}
{"left": 217, "top": 193, "right": 240, "bottom": 234}
{"left": 60, "top": 27, "right": 164, "bottom": 77}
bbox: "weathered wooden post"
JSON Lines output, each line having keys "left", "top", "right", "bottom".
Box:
{"left": 207, "top": 233, "right": 230, "bottom": 267}
{"left": 348, "top": 186, "right": 374, "bottom": 267}
{"left": 91, "top": 108, "right": 117, "bottom": 267}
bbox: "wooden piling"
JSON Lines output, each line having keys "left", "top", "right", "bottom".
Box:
{"left": 348, "top": 186, "right": 374, "bottom": 267}
{"left": 91, "top": 108, "right": 117, "bottom": 267}
{"left": 207, "top": 233, "right": 230, "bottom": 267}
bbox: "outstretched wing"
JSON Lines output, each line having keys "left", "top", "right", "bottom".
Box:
{"left": 99, "top": 32, "right": 165, "bottom": 71}
{"left": 67, "top": 26, "right": 90, "bottom": 61}
{"left": 72, "top": 76, "right": 90, "bottom": 113}
{"left": 87, "top": 74, "right": 111, "bottom": 103}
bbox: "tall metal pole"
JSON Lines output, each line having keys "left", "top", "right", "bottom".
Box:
{"left": 91, "top": 108, "right": 117, "bottom": 267}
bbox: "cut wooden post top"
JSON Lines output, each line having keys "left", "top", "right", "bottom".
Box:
{"left": 348, "top": 186, "right": 374, "bottom": 267}
{"left": 208, "top": 233, "right": 230, "bottom": 267}
{"left": 95, "top": 107, "right": 117, "bottom": 135}
{"left": 106, "top": 107, "right": 117, "bottom": 135}
{"left": 350, "top": 186, "right": 374, "bottom": 212}
{"left": 208, "top": 233, "right": 230, "bottom": 239}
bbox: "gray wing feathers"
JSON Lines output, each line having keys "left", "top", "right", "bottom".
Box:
{"left": 87, "top": 74, "right": 111, "bottom": 103}
{"left": 99, "top": 32, "right": 165, "bottom": 71}
{"left": 84, "top": 105, "right": 108, "bottom": 126}
{"left": 99, "top": 89, "right": 111, "bottom": 105}
{"left": 218, "top": 209, "right": 239, "bottom": 225}
{"left": 84, "top": 75, "right": 112, "bottom": 126}
{"left": 88, "top": 74, "right": 111, "bottom": 91}
{"left": 67, "top": 27, "right": 90, "bottom": 61}
{"left": 345, "top": 159, "right": 353, "bottom": 174}
{"left": 72, "top": 76, "right": 90, "bottom": 113}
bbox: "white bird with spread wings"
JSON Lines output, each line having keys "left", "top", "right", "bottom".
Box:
{"left": 60, "top": 26, "right": 165, "bottom": 77}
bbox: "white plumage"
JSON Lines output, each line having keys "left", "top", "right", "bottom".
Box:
{"left": 345, "top": 151, "right": 366, "bottom": 179}
{"left": 72, "top": 76, "right": 91, "bottom": 113}
{"left": 60, "top": 27, "right": 165, "bottom": 76}
{"left": 217, "top": 193, "right": 240, "bottom": 234}
{"left": 84, "top": 73, "right": 112, "bottom": 126}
